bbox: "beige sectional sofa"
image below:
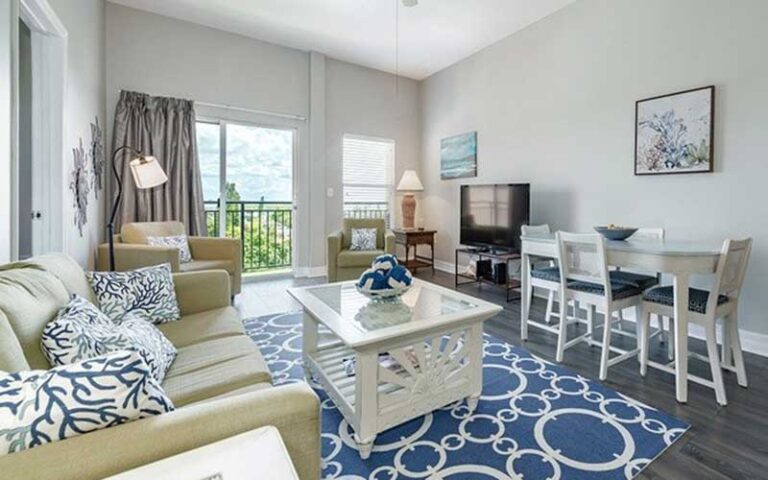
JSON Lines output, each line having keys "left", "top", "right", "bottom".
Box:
{"left": 0, "top": 253, "right": 319, "bottom": 480}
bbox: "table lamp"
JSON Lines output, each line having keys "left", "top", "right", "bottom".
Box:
{"left": 396, "top": 170, "right": 423, "bottom": 229}
{"left": 107, "top": 146, "right": 168, "bottom": 271}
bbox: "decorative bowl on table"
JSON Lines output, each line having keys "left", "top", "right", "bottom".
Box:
{"left": 594, "top": 225, "right": 638, "bottom": 241}
{"left": 356, "top": 254, "right": 413, "bottom": 300}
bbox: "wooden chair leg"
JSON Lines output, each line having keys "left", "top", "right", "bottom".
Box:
{"left": 599, "top": 304, "right": 612, "bottom": 381}
{"left": 587, "top": 304, "right": 596, "bottom": 346}
{"left": 665, "top": 316, "right": 675, "bottom": 361}
{"left": 616, "top": 308, "right": 624, "bottom": 331}
{"left": 555, "top": 291, "right": 568, "bottom": 363}
{"left": 639, "top": 307, "right": 650, "bottom": 377}
{"left": 545, "top": 289, "right": 555, "bottom": 324}
{"left": 727, "top": 312, "right": 748, "bottom": 388}
{"left": 705, "top": 322, "right": 727, "bottom": 406}
{"left": 721, "top": 318, "right": 732, "bottom": 369}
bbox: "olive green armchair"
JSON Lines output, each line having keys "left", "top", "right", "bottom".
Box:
{"left": 327, "top": 218, "right": 395, "bottom": 283}
{"left": 96, "top": 221, "right": 242, "bottom": 295}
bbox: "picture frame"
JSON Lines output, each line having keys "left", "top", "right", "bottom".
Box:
{"left": 441, "top": 131, "right": 477, "bottom": 180}
{"left": 634, "top": 85, "right": 714, "bottom": 176}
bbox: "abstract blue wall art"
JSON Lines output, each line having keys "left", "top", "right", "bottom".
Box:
{"left": 635, "top": 86, "right": 714, "bottom": 175}
{"left": 441, "top": 131, "right": 477, "bottom": 179}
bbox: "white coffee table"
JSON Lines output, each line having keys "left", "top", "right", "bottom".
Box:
{"left": 288, "top": 279, "right": 502, "bottom": 459}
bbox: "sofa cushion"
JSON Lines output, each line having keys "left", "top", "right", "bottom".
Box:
{"left": 121, "top": 221, "right": 186, "bottom": 245}
{"left": 87, "top": 264, "right": 181, "bottom": 325}
{"left": 0, "top": 268, "right": 70, "bottom": 369}
{"left": 0, "top": 311, "right": 29, "bottom": 372}
{"left": 161, "top": 353, "right": 271, "bottom": 407}
{"left": 0, "top": 253, "right": 96, "bottom": 304}
{"left": 0, "top": 350, "right": 174, "bottom": 455}
{"left": 181, "top": 382, "right": 272, "bottom": 408}
{"left": 157, "top": 306, "right": 244, "bottom": 348}
{"left": 166, "top": 336, "right": 262, "bottom": 377}
{"left": 179, "top": 259, "right": 235, "bottom": 275}
{"left": 337, "top": 249, "right": 385, "bottom": 268}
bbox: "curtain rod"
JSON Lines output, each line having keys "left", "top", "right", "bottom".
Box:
{"left": 117, "top": 89, "right": 307, "bottom": 122}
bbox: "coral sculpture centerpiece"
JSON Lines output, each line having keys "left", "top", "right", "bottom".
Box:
{"left": 356, "top": 254, "right": 414, "bottom": 300}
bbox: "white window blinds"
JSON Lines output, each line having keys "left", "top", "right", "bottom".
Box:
{"left": 342, "top": 135, "right": 394, "bottom": 223}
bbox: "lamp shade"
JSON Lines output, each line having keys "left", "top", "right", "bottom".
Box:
{"left": 129, "top": 156, "right": 167, "bottom": 189}
{"left": 396, "top": 170, "right": 424, "bottom": 191}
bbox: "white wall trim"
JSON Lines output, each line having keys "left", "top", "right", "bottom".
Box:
{"left": 434, "top": 259, "right": 768, "bottom": 358}
{"left": 294, "top": 265, "right": 327, "bottom": 278}
{"left": 20, "top": 0, "right": 67, "bottom": 38}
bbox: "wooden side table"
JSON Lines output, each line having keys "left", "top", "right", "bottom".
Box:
{"left": 393, "top": 229, "right": 436, "bottom": 274}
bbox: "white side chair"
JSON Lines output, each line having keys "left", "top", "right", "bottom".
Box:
{"left": 521, "top": 224, "right": 560, "bottom": 324}
{"left": 612, "top": 228, "right": 671, "bottom": 358}
{"left": 639, "top": 238, "right": 751, "bottom": 406}
{"left": 555, "top": 232, "right": 644, "bottom": 380}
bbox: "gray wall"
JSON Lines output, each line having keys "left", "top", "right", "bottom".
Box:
{"left": 420, "top": 0, "right": 768, "bottom": 335}
{"left": 50, "top": 0, "right": 107, "bottom": 267}
{"left": 105, "top": 4, "right": 422, "bottom": 271}
{"left": 325, "top": 58, "right": 422, "bottom": 235}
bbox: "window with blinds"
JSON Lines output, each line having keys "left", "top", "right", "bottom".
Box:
{"left": 342, "top": 135, "right": 395, "bottom": 226}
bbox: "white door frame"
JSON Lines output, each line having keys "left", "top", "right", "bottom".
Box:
{"left": 12, "top": 0, "right": 67, "bottom": 259}
{"left": 195, "top": 106, "right": 302, "bottom": 274}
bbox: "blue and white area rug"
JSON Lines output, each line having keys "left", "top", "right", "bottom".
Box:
{"left": 244, "top": 312, "right": 689, "bottom": 480}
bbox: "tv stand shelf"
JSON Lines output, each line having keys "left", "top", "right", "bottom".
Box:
{"left": 454, "top": 247, "right": 522, "bottom": 303}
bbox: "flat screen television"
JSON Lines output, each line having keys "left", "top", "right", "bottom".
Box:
{"left": 460, "top": 183, "right": 530, "bottom": 252}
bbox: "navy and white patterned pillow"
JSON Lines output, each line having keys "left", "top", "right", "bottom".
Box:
{"left": 146, "top": 235, "right": 192, "bottom": 263}
{"left": 0, "top": 350, "right": 174, "bottom": 455}
{"left": 350, "top": 228, "right": 377, "bottom": 251}
{"left": 41, "top": 295, "right": 177, "bottom": 382}
{"left": 87, "top": 264, "right": 181, "bottom": 325}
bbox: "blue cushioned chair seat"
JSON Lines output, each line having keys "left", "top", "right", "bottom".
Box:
{"left": 568, "top": 280, "right": 643, "bottom": 300}
{"left": 643, "top": 286, "right": 729, "bottom": 314}
{"left": 609, "top": 270, "right": 659, "bottom": 290}
{"left": 531, "top": 266, "right": 560, "bottom": 282}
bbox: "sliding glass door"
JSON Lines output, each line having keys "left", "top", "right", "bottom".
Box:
{"left": 197, "top": 120, "right": 295, "bottom": 273}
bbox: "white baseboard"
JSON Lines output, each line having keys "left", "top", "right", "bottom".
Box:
{"left": 293, "top": 266, "right": 327, "bottom": 278}
{"left": 431, "top": 259, "right": 768, "bottom": 358}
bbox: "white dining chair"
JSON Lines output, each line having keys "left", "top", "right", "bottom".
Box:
{"left": 555, "top": 232, "right": 644, "bottom": 380}
{"left": 612, "top": 228, "right": 671, "bottom": 359}
{"left": 522, "top": 224, "right": 561, "bottom": 324}
{"left": 638, "top": 238, "right": 752, "bottom": 406}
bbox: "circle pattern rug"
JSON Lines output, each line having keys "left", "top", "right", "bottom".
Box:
{"left": 244, "top": 312, "right": 689, "bottom": 480}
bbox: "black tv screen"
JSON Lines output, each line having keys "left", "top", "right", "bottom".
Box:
{"left": 460, "top": 184, "right": 530, "bottom": 252}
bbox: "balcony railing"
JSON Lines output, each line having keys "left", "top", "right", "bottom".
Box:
{"left": 204, "top": 200, "right": 391, "bottom": 273}
{"left": 205, "top": 200, "right": 292, "bottom": 272}
{"left": 343, "top": 202, "right": 390, "bottom": 226}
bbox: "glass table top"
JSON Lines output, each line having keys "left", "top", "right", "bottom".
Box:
{"left": 304, "top": 281, "right": 479, "bottom": 333}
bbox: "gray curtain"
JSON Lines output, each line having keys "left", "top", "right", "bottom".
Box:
{"left": 111, "top": 90, "right": 206, "bottom": 235}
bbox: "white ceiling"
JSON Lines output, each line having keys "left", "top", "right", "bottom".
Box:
{"left": 108, "top": 0, "right": 576, "bottom": 80}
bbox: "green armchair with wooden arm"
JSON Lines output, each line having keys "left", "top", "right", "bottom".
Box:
{"left": 96, "top": 221, "right": 242, "bottom": 295}
{"left": 327, "top": 218, "right": 395, "bottom": 283}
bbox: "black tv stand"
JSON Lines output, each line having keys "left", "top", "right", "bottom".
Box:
{"left": 454, "top": 247, "right": 522, "bottom": 303}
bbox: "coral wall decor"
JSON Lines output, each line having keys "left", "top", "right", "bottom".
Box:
{"left": 635, "top": 86, "right": 714, "bottom": 175}
{"left": 69, "top": 138, "right": 90, "bottom": 237}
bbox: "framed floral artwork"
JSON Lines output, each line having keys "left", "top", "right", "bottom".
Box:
{"left": 635, "top": 85, "right": 714, "bottom": 175}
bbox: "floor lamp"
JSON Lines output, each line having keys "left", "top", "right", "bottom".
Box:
{"left": 108, "top": 146, "right": 168, "bottom": 271}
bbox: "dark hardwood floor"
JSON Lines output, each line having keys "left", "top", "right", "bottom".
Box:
{"left": 239, "top": 270, "right": 768, "bottom": 480}
{"left": 424, "top": 270, "right": 768, "bottom": 480}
